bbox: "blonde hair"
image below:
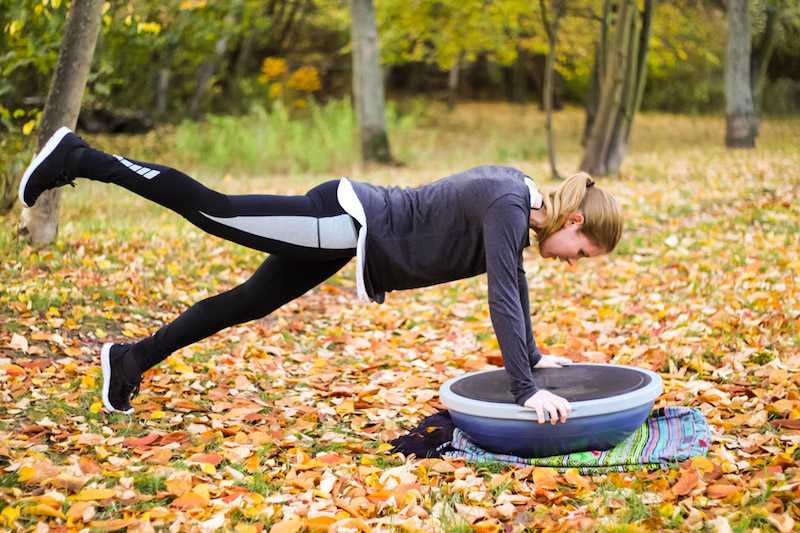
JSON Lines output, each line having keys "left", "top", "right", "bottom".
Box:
{"left": 534, "top": 172, "right": 623, "bottom": 253}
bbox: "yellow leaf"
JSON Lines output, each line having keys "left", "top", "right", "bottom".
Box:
{"left": 1, "top": 506, "right": 20, "bottom": 526}
{"left": 72, "top": 487, "right": 116, "bottom": 501}
{"left": 335, "top": 400, "right": 355, "bottom": 415}
{"left": 89, "top": 402, "right": 103, "bottom": 414}
{"left": 81, "top": 374, "right": 95, "bottom": 388}
{"left": 25, "top": 504, "right": 64, "bottom": 519}
{"left": 17, "top": 465, "right": 37, "bottom": 482}
{"left": 658, "top": 503, "right": 675, "bottom": 518}
{"left": 200, "top": 463, "right": 216, "bottom": 475}
{"left": 245, "top": 454, "right": 260, "bottom": 472}
{"left": 151, "top": 410, "right": 165, "bottom": 420}
{"left": 690, "top": 456, "right": 714, "bottom": 473}
{"left": 22, "top": 120, "right": 36, "bottom": 136}
{"left": 305, "top": 515, "right": 337, "bottom": 532}
{"left": 7, "top": 20, "right": 22, "bottom": 37}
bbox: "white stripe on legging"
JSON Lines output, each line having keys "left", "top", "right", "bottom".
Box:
{"left": 197, "top": 212, "right": 357, "bottom": 249}
{"left": 113, "top": 155, "right": 161, "bottom": 179}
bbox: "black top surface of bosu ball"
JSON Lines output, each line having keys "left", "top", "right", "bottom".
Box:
{"left": 449, "top": 365, "right": 652, "bottom": 404}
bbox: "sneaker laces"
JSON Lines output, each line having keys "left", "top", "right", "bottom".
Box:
{"left": 129, "top": 382, "right": 141, "bottom": 401}
{"left": 53, "top": 169, "right": 76, "bottom": 189}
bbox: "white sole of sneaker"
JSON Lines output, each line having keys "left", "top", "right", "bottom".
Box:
{"left": 101, "top": 342, "right": 134, "bottom": 414}
{"left": 18, "top": 126, "right": 73, "bottom": 208}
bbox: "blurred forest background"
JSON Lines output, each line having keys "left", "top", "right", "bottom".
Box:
{"left": 2, "top": 0, "right": 800, "bottom": 228}
{"left": 2, "top": 0, "right": 799, "bottom": 147}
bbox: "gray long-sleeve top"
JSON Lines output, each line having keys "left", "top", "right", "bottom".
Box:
{"left": 348, "top": 165, "right": 544, "bottom": 405}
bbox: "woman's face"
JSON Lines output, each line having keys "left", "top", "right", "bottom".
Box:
{"left": 539, "top": 212, "right": 606, "bottom": 265}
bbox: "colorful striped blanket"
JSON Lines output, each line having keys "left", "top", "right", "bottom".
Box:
{"left": 438, "top": 406, "right": 710, "bottom": 474}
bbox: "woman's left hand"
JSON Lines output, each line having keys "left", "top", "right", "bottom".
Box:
{"left": 534, "top": 354, "right": 574, "bottom": 368}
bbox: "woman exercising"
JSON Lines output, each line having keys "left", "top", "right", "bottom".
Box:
{"left": 19, "top": 127, "right": 622, "bottom": 425}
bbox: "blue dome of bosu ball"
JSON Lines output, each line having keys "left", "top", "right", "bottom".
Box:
{"left": 439, "top": 363, "right": 663, "bottom": 458}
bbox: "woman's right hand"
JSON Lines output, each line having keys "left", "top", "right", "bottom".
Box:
{"left": 523, "top": 389, "right": 572, "bottom": 424}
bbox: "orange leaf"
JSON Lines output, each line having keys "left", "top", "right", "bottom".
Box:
{"left": 317, "top": 453, "right": 347, "bottom": 465}
{"left": 159, "top": 431, "right": 190, "bottom": 445}
{"left": 123, "top": 433, "right": 160, "bottom": 448}
{"left": 472, "top": 519, "right": 503, "bottom": 533}
{"left": 706, "top": 483, "right": 740, "bottom": 499}
{"left": 79, "top": 456, "right": 101, "bottom": 475}
{"left": 171, "top": 491, "right": 208, "bottom": 510}
{"left": 166, "top": 472, "right": 193, "bottom": 496}
{"left": 672, "top": 469, "right": 699, "bottom": 496}
{"left": 305, "top": 515, "right": 337, "bottom": 532}
{"left": 1, "top": 364, "right": 26, "bottom": 376}
{"left": 325, "top": 518, "right": 371, "bottom": 532}
{"left": 771, "top": 419, "right": 800, "bottom": 430}
{"left": 531, "top": 467, "right": 559, "bottom": 490}
{"left": 89, "top": 518, "right": 138, "bottom": 529}
{"left": 270, "top": 517, "right": 304, "bottom": 533}
{"left": 66, "top": 501, "right": 95, "bottom": 521}
{"left": 189, "top": 452, "right": 223, "bottom": 465}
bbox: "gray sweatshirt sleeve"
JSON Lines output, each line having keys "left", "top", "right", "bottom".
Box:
{"left": 517, "top": 261, "right": 543, "bottom": 373}
{"left": 483, "top": 195, "right": 539, "bottom": 406}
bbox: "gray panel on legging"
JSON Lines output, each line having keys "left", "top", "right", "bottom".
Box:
{"left": 198, "top": 212, "right": 319, "bottom": 248}
{"left": 318, "top": 214, "right": 358, "bottom": 249}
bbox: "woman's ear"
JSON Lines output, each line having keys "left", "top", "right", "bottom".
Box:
{"left": 566, "top": 212, "right": 584, "bottom": 226}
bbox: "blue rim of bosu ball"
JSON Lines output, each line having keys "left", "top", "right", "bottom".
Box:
{"left": 439, "top": 363, "right": 663, "bottom": 458}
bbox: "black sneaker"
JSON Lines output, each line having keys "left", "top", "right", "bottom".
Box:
{"left": 18, "top": 126, "right": 88, "bottom": 208}
{"left": 100, "top": 342, "right": 142, "bottom": 414}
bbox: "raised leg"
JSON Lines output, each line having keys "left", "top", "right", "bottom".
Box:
{"left": 73, "top": 147, "right": 357, "bottom": 260}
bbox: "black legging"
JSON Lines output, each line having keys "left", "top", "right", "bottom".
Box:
{"left": 73, "top": 146, "right": 358, "bottom": 374}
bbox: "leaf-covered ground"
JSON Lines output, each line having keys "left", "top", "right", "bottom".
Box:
{"left": 1, "top": 107, "right": 799, "bottom": 532}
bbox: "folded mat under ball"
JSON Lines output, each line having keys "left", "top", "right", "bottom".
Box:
{"left": 390, "top": 406, "right": 710, "bottom": 474}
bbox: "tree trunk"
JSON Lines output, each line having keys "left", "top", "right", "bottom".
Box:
{"left": 725, "top": 0, "right": 756, "bottom": 148}
{"left": 19, "top": 0, "right": 103, "bottom": 246}
{"left": 189, "top": 1, "right": 242, "bottom": 119}
{"left": 580, "top": 0, "right": 653, "bottom": 176}
{"left": 189, "top": 35, "right": 231, "bottom": 119}
{"left": 609, "top": 0, "right": 653, "bottom": 172}
{"left": 447, "top": 51, "right": 464, "bottom": 111}
{"left": 155, "top": 67, "right": 171, "bottom": 119}
{"left": 511, "top": 47, "right": 528, "bottom": 103}
{"left": 582, "top": 44, "right": 600, "bottom": 147}
{"left": 350, "top": 0, "right": 392, "bottom": 163}
{"left": 540, "top": 0, "right": 565, "bottom": 180}
{"left": 750, "top": 1, "right": 780, "bottom": 136}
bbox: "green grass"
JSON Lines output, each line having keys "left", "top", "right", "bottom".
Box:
{"left": 235, "top": 472, "right": 281, "bottom": 497}
{"left": 434, "top": 492, "right": 472, "bottom": 533}
{"left": 172, "top": 98, "right": 421, "bottom": 176}
{"left": 474, "top": 460, "right": 512, "bottom": 475}
{"left": 133, "top": 472, "right": 167, "bottom": 495}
